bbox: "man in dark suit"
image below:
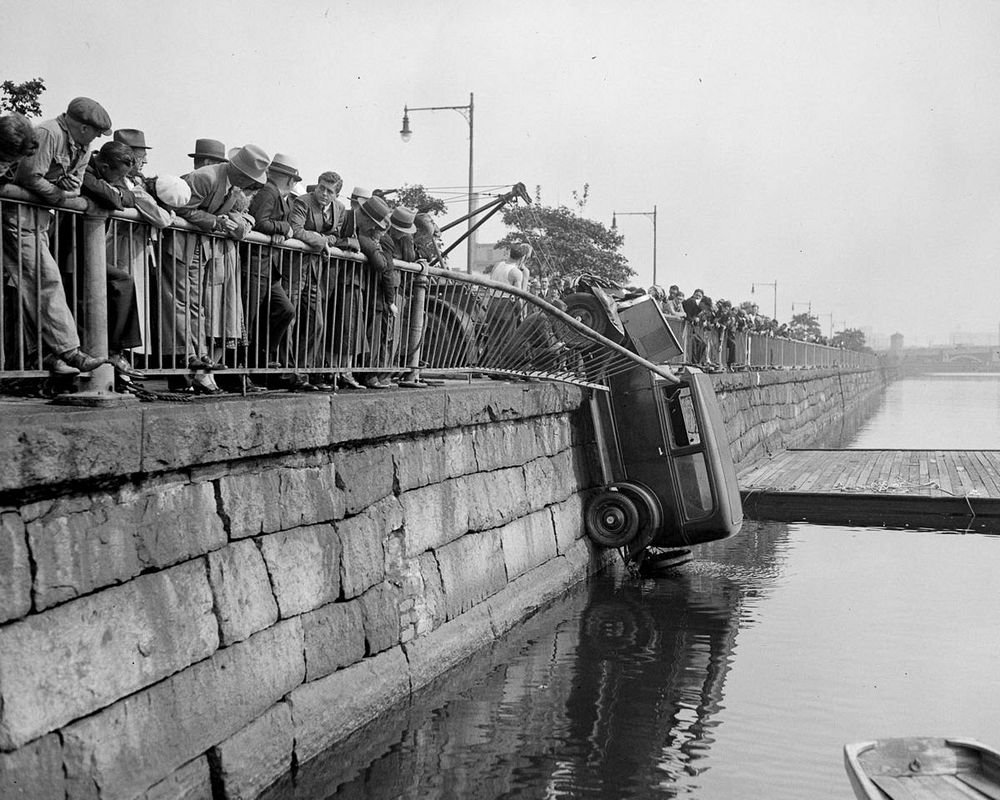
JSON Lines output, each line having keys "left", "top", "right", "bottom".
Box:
{"left": 79, "top": 141, "right": 145, "bottom": 380}
{"left": 682, "top": 288, "right": 712, "bottom": 365}
{"left": 245, "top": 153, "right": 299, "bottom": 372}
{"left": 288, "top": 171, "right": 358, "bottom": 388}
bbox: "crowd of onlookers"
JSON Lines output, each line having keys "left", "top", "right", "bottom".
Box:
{"left": 0, "top": 96, "right": 844, "bottom": 397}
{"left": 0, "top": 97, "right": 450, "bottom": 394}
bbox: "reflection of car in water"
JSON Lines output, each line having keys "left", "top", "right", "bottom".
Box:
{"left": 565, "top": 570, "right": 742, "bottom": 792}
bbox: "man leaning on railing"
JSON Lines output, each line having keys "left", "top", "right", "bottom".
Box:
{"left": 1, "top": 97, "right": 111, "bottom": 375}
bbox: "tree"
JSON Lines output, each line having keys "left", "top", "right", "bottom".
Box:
{"left": 789, "top": 312, "right": 824, "bottom": 343}
{"left": 386, "top": 184, "right": 447, "bottom": 216}
{"left": 496, "top": 186, "right": 633, "bottom": 284}
{"left": 0, "top": 78, "right": 45, "bottom": 117}
{"left": 831, "top": 328, "right": 872, "bottom": 352}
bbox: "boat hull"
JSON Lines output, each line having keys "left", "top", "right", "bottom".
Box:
{"left": 844, "top": 737, "right": 1000, "bottom": 800}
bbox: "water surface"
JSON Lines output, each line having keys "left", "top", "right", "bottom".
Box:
{"left": 263, "top": 375, "right": 1000, "bottom": 799}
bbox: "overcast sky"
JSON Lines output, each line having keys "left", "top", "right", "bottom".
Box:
{"left": 4, "top": 0, "right": 999, "bottom": 346}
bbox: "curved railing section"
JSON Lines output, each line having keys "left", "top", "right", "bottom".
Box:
{"left": 0, "top": 188, "right": 877, "bottom": 399}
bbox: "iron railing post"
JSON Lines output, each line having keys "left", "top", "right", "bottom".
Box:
{"left": 55, "top": 206, "right": 135, "bottom": 406}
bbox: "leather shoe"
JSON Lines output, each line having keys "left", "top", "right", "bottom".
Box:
{"left": 192, "top": 375, "right": 224, "bottom": 395}
{"left": 44, "top": 354, "right": 80, "bottom": 375}
{"left": 60, "top": 349, "right": 104, "bottom": 373}
{"left": 199, "top": 356, "right": 227, "bottom": 370}
{"left": 339, "top": 374, "right": 362, "bottom": 390}
{"left": 109, "top": 353, "right": 146, "bottom": 379}
{"left": 363, "top": 376, "right": 388, "bottom": 389}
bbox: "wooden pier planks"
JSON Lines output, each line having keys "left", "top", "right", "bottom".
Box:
{"left": 738, "top": 449, "right": 1000, "bottom": 527}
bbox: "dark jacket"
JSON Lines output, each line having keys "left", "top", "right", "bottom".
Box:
{"left": 81, "top": 154, "right": 136, "bottom": 211}
{"left": 248, "top": 180, "right": 293, "bottom": 237}
{"left": 289, "top": 192, "right": 341, "bottom": 252}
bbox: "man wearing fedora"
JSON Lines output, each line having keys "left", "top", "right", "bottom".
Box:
{"left": 188, "top": 139, "right": 228, "bottom": 170}
{"left": 108, "top": 128, "right": 172, "bottom": 369}
{"left": 353, "top": 195, "right": 394, "bottom": 389}
{"left": 3, "top": 97, "right": 112, "bottom": 375}
{"left": 380, "top": 206, "right": 427, "bottom": 388}
{"left": 113, "top": 128, "right": 151, "bottom": 182}
{"left": 160, "top": 144, "right": 269, "bottom": 392}
{"left": 245, "top": 153, "right": 300, "bottom": 377}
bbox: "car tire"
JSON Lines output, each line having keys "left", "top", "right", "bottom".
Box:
{"left": 585, "top": 488, "right": 641, "bottom": 548}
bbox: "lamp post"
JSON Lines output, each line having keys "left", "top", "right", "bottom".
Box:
{"left": 400, "top": 92, "right": 475, "bottom": 272}
{"left": 750, "top": 280, "right": 777, "bottom": 319}
{"left": 611, "top": 206, "right": 657, "bottom": 285}
{"left": 818, "top": 312, "right": 834, "bottom": 340}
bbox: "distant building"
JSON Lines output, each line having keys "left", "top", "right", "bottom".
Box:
{"left": 949, "top": 330, "right": 998, "bottom": 347}
{"left": 890, "top": 333, "right": 903, "bottom": 352}
{"left": 861, "top": 326, "right": 890, "bottom": 351}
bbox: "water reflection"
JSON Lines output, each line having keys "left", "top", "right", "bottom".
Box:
{"left": 263, "top": 522, "right": 791, "bottom": 799}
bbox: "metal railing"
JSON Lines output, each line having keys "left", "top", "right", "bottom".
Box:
{"left": 0, "top": 188, "right": 878, "bottom": 400}
{"left": 666, "top": 319, "right": 878, "bottom": 370}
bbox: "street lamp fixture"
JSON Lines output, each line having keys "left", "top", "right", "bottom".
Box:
{"left": 751, "top": 280, "right": 778, "bottom": 320}
{"left": 611, "top": 206, "right": 658, "bottom": 285}
{"left": 399, "top": 93, "right": 475, "bottom": 272}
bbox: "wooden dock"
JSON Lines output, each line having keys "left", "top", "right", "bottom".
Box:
{"left": 739, "top": 449, "right": 1000, "bottom": 530}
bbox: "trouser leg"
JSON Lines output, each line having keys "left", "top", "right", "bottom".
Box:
{"left": 2, "top": 211, "right": 80, "bottom": 355}
{"left": 106, "top": 266, "right": 141, "bottom": 352}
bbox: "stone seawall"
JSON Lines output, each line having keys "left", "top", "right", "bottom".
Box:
{"left": 712, "top": 366, "right": 889, "bottom": 469}
{"left": 0, "top": 383, "right": 610, "bottom": 800}
{"left": 0, "top": 366, "right": 887, "bottom": 799}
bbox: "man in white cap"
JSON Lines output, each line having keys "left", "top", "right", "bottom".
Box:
{"left": 3, "top": 97, "right": 112, "bottom": 375}
{"left": 159, "top": 144, "right": 269, "bottom": 391}
{"left": 245, "top": 153, "right": 300, "bottom": 378}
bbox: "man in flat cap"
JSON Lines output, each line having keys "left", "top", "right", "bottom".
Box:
{"left": 1, "top": 97, "right": 111, "bottom": 374}
{"left": 159, "top": 144, "right": 269, "bottom": 392}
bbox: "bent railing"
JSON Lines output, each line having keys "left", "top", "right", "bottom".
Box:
{"left": 0, "top": 188, "right": 878, "bottom": 399}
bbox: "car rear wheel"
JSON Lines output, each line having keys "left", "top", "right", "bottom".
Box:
{"left": 585, "top": 488, "right": 640, "bottom": 548}
{"left": 612, "top": 481, "right": 663, "bottom": 555}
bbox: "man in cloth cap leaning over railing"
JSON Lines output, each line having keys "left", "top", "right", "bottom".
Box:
{"left": 3, "top": 97, "right": 112, "bottom": 375}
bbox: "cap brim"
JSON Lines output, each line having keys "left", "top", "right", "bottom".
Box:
{"left": 391, "top": 222, "right": 416, "bottom": 234}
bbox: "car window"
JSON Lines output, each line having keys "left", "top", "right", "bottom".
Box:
{"left": 663, "top": 385, "right": 701, "bottom": 448}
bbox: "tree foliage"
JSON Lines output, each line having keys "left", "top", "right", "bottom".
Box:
{"left": 789, "top": 312, "right": 824, "bottom": 343}
{"left": 497, "top": 185, "right": 633, "bottom": 284}
{"left": 388, "top": 184, "right": 447, "bottom": 216}
{"left": 1, "top": 78, "right": 45, "bottom": 117}
{"left": 831, "top": 327, "right": 871, "bottom": 352}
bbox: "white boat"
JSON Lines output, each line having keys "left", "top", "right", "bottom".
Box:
{"left": 844, "top": 737, "right": 1000, "bottom": 799}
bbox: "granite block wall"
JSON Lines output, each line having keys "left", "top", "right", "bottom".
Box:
{"left": 0, "top": 366, "right": 887, "bottom": 799}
